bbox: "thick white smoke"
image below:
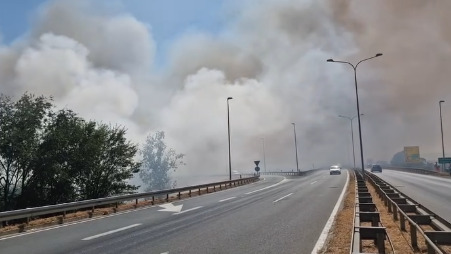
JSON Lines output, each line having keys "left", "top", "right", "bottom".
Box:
{"left": 1, "top": 0, "right": 450, "bottom": 178}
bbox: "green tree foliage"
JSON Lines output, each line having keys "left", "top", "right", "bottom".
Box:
{"left": 0, "top": 94, "right": 52, "bottom": 210}
{"left": 139, "top": 131, "right": 184, "bottom": 191}
{"left": 0, "top": 93, "right": 139, "bottom": 211}
{"left": 73, "top": 122, "right": 140, "bottom": 200}
{"left": 19, "top": 110, "right": 82, "bottom": 207}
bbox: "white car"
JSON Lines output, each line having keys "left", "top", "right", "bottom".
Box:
{"left": 329, "top": 165, "right": 342, "bottom": 175}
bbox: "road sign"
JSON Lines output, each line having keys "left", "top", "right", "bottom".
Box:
{"left": 254, "top": 160, "right": 260, "bottom": 166}
{"left": 438, "top": 157, "right": 451, "bottom": 164}
{"left": 255, "top": 166, "right": 260, "bottom": 172}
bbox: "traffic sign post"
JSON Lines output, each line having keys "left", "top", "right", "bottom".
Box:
{"left": 254, "top": 161, "right": 260, "bottom": 175}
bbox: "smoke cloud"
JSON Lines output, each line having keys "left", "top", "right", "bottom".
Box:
{"left": 0, "top": 0, "right": 449, "bottom": 177}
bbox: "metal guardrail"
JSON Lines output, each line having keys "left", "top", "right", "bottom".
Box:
{"left": 383, "top": 166, "right": 445, "bottom": 176}
{"left": 351, "top": 170, "right": 388, "bottom": 254}
{"left": 0, "top": 176, "right": 259, "bottom": 226}
{"left": 366, "top": 171, "right": 451, "bottom": 254}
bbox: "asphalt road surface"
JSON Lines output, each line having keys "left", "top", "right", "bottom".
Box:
{"left": 372, "top": 169, "right": 451, "bottom": 224}
{"left": 0, "top": 170, "right": 347, "bottom": 254}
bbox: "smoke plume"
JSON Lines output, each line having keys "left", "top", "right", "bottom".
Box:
{"left": 0, "top": 0, "right": 450, "bottom": 177}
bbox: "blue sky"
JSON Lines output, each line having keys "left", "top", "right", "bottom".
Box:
{"left": 0, "top": 0, "right": 228, "bottom": 67}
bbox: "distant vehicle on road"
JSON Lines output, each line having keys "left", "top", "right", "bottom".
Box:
{"left": 371, "top": 164, "right": 382, "bottom": 173}
{"left": 329, "top": 165, "right": 341, "bottom": 175}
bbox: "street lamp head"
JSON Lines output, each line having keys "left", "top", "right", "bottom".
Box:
{"left": 375, "top": 53, "right": 383, "bottom": 57}
{"left": 440, "top": 100, "right": 445, "bottom": 103}
{"left": 227, "top": 97, "right": 233, "bottom": 100}
{"left": 291, "top": 122, "right": 295, "bottom": 125}
{"left": 326, "top": 59, "right": 334, "bottom": 62}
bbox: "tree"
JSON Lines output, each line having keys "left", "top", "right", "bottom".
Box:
{"left": 73, "top": 122, "right": 140, "bottom": 200}
{"left": 1, "top": 93, "right": 140, "bottom": 210}
{"left": 139, "top": 131, "right": 184, "bottom": 191}
{"left": 19, "top": 110, "right": 85, "bottom": 207}
{"left": 23, "top": 113, "right": 140, "bottom": 205}
{"left": 0, "top": 94, "right": 52, "bottom": 211}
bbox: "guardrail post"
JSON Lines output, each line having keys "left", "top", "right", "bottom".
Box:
{"left": 213, "top": 185, "right": 216, "bottom": 192}
{"left": 393, "top": 205, "right": 398, "bottom": 221}
{"left": 377, "top": 232, "right": 385, "bottom": 254}
{"left": 400, "top": 213, "right": 406, "bottom": 231}
{"left": 63, "top": 211, "right": 66, "bottom": 218}
{"left": 198, "top": 188, "right": 201, "bottom": 195}
{"left": 178, "top": 191, "right": 181, "bottom": 199}
{"left": 188, "top": 190, "right": 192, "bottom": 197}
{"left": 152, "top": 196, "right": 155, "bottom": 205}
{"left": 166, "top": 193, "right": 169, "bottom": 202}
{"left": 410, "top": 222, "right": 418, "bottom": 249}
{"left": 58, "top": 216, "right": 64, "bottom": 224}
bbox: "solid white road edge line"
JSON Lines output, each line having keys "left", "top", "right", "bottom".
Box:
{"left": 172, "top": 206, "right": 202, "bottom": 215}
{"left": 273, "top": 193, "right": 293, "bottom": 203}
{"left": 311, "top": 170, "right": 349, "bottom": 254}
{"left": 219, "top": 197, "right": 236, "bottom": 202}
{"left": 82, "top": 223, "right": 141, "bottom": 241}
{"left": 245, "top": 178, "right": 288, "bottom": 195}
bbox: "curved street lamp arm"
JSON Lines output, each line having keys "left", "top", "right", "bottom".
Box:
{"left": 330, "top": 60, "right": 355, "bottom": 69}
{"left": 355, "top": 54, "right": 382, "bottom": 69}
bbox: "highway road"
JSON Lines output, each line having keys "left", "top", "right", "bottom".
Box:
{"left": 0, "top": 170, "right": 347, "bottom": 254}
{"left": 372, "top": 169, "right": 451, "bottom": 223}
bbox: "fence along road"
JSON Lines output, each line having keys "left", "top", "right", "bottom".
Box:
{"left": 373, "top": 168, "right": 451, "bottom": 224}
{"left": 0, "top": 170, "right": 346, "bottom": 254}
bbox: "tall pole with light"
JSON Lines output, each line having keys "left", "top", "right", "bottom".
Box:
{"left": 339, "top": 114, "right": 363, "bottom": 170}
{"left": 292, "top": 123, "right": 300, "bottom": 173}
{"left": 327, "top": 53, "right": 382, "bottom": 175}
{"left": 227, "top": 97, "right": 233, "bottom": 181}
{"left": 439, "top": 100, "right": 445, "bottom": 172}
{"left": 261, "top": 138, "right": 267, "bottom": 172}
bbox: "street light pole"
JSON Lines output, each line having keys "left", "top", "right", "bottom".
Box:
{"left": 227, "top": 97, "right": 233, "bottom": 181}
{"left": 261, "top": 138, "right": 267, "bottom": 172}
{"left": 439, "top": 100, "right": 445, "bottom": 172}
{"left": 339, "top": 114, "right": 363, "bottom": 170}
{"left": 327, "top": 53, "right": 382, "bottom": 176}
{"left": 292, "top": 123, "right": 300, "bottom": 173}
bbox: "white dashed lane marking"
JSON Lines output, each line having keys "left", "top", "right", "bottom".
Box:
{"left": 273, "top": 193, "right": 293, "bottom": 203}
{"left": 219, "top": 197, "right": 236, "bottom": 202}
{"left": 82, "top": 224, "right": 141, "bottom": 241}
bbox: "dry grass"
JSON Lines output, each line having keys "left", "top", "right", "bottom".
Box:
{"left": 367, "top": 181, "right": 428, "bottom": 253}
